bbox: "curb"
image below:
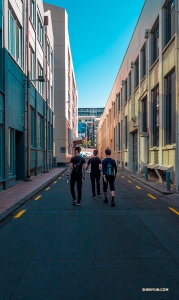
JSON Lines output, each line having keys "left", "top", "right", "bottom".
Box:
{"left": 0, "top": 168, "right": 67, "bottom": 223}
{"left": 130, "top": 175, "right": 174, "bottom": 194}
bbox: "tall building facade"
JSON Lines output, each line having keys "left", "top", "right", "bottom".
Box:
{"left": 44, "top": 3, "right": 78, "bottom": 166}
{"left": 0, "top": 0, "right": 54, "bottom": 191}
{"left": 97, "top": 0, "right": 179, "bottom": 189}
{"left": 78, "top": 108, "right": 104, "bottom": 147}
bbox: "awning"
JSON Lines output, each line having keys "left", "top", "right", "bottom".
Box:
{"left": 157, "top": 165, "right": 173, "bottom": 171}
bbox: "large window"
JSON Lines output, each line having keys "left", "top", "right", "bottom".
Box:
{"left": 37, "top": 113, "right": 43, "bottom": 147}
{"left": 8, "top": 11, "right": 22, "bottom": 67}
{"left": 164, "top": 0, "right": 175, "bottom": 47}
{"left": 152, "top": 85, "right": 159, "bottom": 147}
{"left": 30, "top": 48, "right": 35, "bottom": 80}
{"left": 30, "top": 107, "right": 35, "bottom": 146}
{"left": 38, "top": 62, "right": 43, "bottom": 95}
{"left": 118, "top": 122, "right": 121, "bottom": 150}
{"left": 37, "top": 14, "right": 43, "bottom": 46}
{"left": 8, "top": 128, "right": 14, "bottom": 175}
{"left": 141, "top": 43, "right": 146, "bottom": 79}
{"left": 124, "top": 79, "right": 127, "bottom": 103}
{"left": 142, "top": 97, "right": 147, "bottom": 132}
{"left": 118, "top": 92, "right": 121, "bottom": 112}
{"left": 0, "top": 124, "right": 3, "bottom": 179}
{"left": 134, "top": 56, "right": 139, "bottom": 89}
{"left": 128, "top": 72, "right": 131, "bottom": 97}
{"left": 165, "top": 69, "right": 175, "bottom": 145}
{"left": 125, "top": 116, "right": 127, "bottom": 149}
{"left": 151, "top": 21, "right": 159, "bottom": 65}
{"left": 30, "top": 0, "right": 35, "bottom": 26}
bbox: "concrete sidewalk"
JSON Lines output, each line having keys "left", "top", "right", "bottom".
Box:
{"left": 118, "top": 168, "right": 176, "bottom": 195}
{"left": 0, "top": 167, "right": 66, "bottom": 222}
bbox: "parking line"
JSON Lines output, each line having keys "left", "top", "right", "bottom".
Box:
{"left": 34, "top": 195, "right": 41, "bottom": 200}
{"left": 168, "top": 207, "right": 179, "bottom": 216}
{"left": 46, "top": 187, "right": 50, "bottom": 190}
{"left": 136, "top": 186, "right": 141, "bottom": 190}
{"left": 53, "top": 181, "right": 57, "bottom": 184}
{"left": 14, "top": 210, "right": 26, "bottom": 219}
{"left": 128, "top": 180, "right": 132, "bottom": 183}
{"left": 58, "top": 177, "right": 61, "bottom": 179}
{"left": 147, "top": 194, "right": 156, "bottom": 200}
{"left": 122, "top": 176, "right": 125, "bottom": 178}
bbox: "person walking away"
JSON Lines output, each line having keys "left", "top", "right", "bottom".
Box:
{"left": 86, "top": 149, "right": 102, "bottom": 199}
{"left": 102, "top": 148, "right": 117, "bottom": 207}
{"left": 66, "top": 147, "right": 86, "bottom": 205}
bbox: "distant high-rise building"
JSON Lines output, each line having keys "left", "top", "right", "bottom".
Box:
{"left": 78, "top": 108, "right": 104, "bottom": 147}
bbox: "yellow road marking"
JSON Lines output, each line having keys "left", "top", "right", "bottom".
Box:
{"left": 147, "top": 194, "right": 156, "bottom": 200}
{"left": 46, "top": 187, "right": 50, "bottom": 190}
{"left": 14, "top": 210, "right": 26, "bottom": 219}
{"left": 34, "top": 195, "right": 41, "bottom": 200}
{"left": 168, "top": 207, "right": 179, "bottom": 216}
{"left": 128, "top": 180, "right": 132, "bottom": 183}
{"left": 136, "top": 186, "right": 141, "bottom": 190}
{"left": 53, "top": 181, "right": 57, "bottom": 184}
{"left": 122, "top": 176, "right": 125, "bottom": 178}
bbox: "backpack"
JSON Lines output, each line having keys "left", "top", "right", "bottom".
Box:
{"left": 73, "top": 158, "right": 82, "bottom": 172}
{"left": 105, "top": 162, "right": 114, "bottom": 176}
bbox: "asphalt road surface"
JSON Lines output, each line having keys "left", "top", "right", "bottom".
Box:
{"left": 1, "top": 170, "right": 179, "bottom": 300}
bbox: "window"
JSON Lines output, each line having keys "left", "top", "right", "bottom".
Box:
{"left": 125, "top": 116, "right": 127, "bottom": 149}
{"left": 151, "top": 21, "right": 159, "bottom": 65}
{"left": 37, "top": 14, "right": 43, "bottom": 46}
{"left": 37, "top": 113, "right": 43, "bottom": 147}
{"left": 125, "top": 79, "right": 127, "bottom": 102}
{"left": 0, "top": 30, "right": 3, "bottom": 90}
{"left": 164, "top": 0, "right": 175, "bottom": 47}
{"left": 114, "top": 127, "right": 115, "bottom": 151}
{"left": 30, "top": 0, "right": 35, "bottom": 26}
{"left": 38, "top": 63, "right": 43, "bottom": 95}
{"left": 135, "top": 56, "right": 139, "bottom": 88}
{"left": 142, "top": 97, "right": 147, "bottom": 132}
{"left": 165, "top": 69, "right": 175, "bottom": 144}
{"left": 118, "top": 123, "right": 121, "bottom": 151}
{"left": 8, "top": 11, "right": 22, "bottom": 67}
{"left": 30, "top": 48, "right": 35, "bottom": 80}
{"left": 128, "top": 72, "right": 131, "bottom": 97}
{"left": 118, "top": 92, "right": 121, "bottom": 112}
{"left": 30, "top": 107, "right": 35, "bottom": 146}
{"left": 0, "top": 124, "right": 3, "bottom": 178}
{"left": 141, "top": 43, "right": 146, "bottom": 78}
{"left": 152, "top": 85, "right": 159, "bottom": 147}
{"left": 8, "top": 128, "right": 14, "bottom": 175}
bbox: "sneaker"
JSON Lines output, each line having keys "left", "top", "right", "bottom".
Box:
{"left": 103, "top": 199, "right": 108, "bottom": 203}
{"left": 77, "top": 202, "right": 81, "bottom": 206}
{"left": 92, "top": 195, "right": 96, "bottom": 199}
{"left": 97, "top": 193, "right": 102, "bottom": 197}
{"left": 72, "top": 199, "right": 77, "bottom": 205}
{"left": 111, "top": 201, "right": 115, "bottom": 207}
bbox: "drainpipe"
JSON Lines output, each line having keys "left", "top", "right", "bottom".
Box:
{"left": 44, "top": 16, "right": 49, "bottom": 172}
{"left": 26, "top": 0, "right": 31, "bottom": 180}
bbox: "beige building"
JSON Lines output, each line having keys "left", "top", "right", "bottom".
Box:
{"left": 44, "top": 3, "right": 78, "bottom": 165}
{"left": 97, "top": 0, "right": 179, "bottom": 189}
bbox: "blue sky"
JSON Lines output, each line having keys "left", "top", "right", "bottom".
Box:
{"left": 46, "top": 0, "right": 145, "bottom": 108}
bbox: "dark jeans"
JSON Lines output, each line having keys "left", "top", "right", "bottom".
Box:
{"left": 90, "top": 172, "right": 101, "bottom": 196}
{"left": 70, "top": 173, "right": 83, "bottom": 202}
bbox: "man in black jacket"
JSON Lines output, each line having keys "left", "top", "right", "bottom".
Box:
{"left": 102, "top": 148, "right": 117, "bottom": 207}
{"left": 67, "top": 147, "right": 86, "bottom": 205}
{"left": 86, "top": 149, "right": 102, "bottom": 198}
